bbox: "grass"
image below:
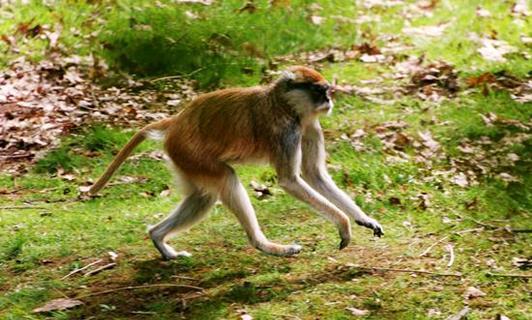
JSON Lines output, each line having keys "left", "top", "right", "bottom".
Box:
{"left": 1, "top": 0, "right": 531, "bottom": 319}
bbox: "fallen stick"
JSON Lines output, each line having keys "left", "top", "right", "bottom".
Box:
{"left": 0, "top": 205, "right": 47, "bottom": 210}
{"left": 445, "top": 244, "right": 455, "bottom": 268}
{"left": 485, "top": 272, "right": 532, "bottom": 279}
{"left": 171, "top": 275, "right": 198, "bottom": 281}
{"left": 454, "top": 227, "right": 484, "bottom": 235}
{"left": 446, "top": 306, "right": 470, "bottom": 320}
{"left": 61, "top": 259, "right": 103, "bottom": 280}
{"left": 346, "top": 264, "right": 462, "bottom": 277}
{"left": 83, "top": 262, "right": 116, "bottom": 277}
{"left": 419, "top": 236, "right": 449, "bottom": 257}
{"left": 511, "top": 229, "right": 532, "bottom": 233}
{"left": 78, "top": 284, "right": 204, "bottom": 298}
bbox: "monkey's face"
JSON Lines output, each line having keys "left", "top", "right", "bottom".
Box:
{"left": 285, "top": 81, "right": 334, "bottom": 116}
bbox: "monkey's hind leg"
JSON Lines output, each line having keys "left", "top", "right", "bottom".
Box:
{"left": 219, "top": 167, "right": 302, "bottom": 256}
{"left": 148, "top": 190, "right": 216, "bottom": 260}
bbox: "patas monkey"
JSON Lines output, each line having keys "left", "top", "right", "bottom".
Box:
{"left": 89, "top": 66, "right": 383, "bottom": 259}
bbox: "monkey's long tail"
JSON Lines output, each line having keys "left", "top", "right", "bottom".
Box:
{"left": 88, "top": 119, "right": 172, "bottom": 195}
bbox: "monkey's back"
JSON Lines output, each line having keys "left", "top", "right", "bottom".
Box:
{"left": 164, "top": 87, "right": 276, "bottom": 178}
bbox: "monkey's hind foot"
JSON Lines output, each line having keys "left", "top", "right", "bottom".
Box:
{"left": 150, "top": 238, "right": 192, "bottom": 260}
{"left": 258, "top": 243, "right": 302, "bottom": 257}
{"left": 157, "top": 244, "right": 192, "bottom": 260}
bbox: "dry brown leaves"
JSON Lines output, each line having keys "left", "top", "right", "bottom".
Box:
{"left": 466, "top": 71, "right": 532, "bottom": 103}
{"left": 33, "top": 298, "right": 84, "bottom": 313}
{"left": 399, "top": 59, "right": 459, "bottom": 101}
{"left": 449, "top": 114, "right": 530, "bottom": 185}
{"left": 0, "top": 52, "right": 197, "bottom": 174}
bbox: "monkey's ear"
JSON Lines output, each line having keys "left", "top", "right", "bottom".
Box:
{"left": 281, "top": 70, "right": 297, "bottom": 81}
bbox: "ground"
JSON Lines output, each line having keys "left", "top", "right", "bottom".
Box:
{"left": 0, "top": 1, "right": 531, "bottom": 319}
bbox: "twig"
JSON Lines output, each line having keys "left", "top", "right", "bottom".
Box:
{"left": 150, "top": 68, "right": 204, "bottom": 83}
{"left": 0, "top": 205, "right": 47, "bottom": 210}
{"left": 446, "top": 306, "right": 470, "bottom": 320}
{"left": 469, "top": 218, "right": 499, "bottom": 229}
{"left": 271, "top": 313, "right": 302, "bottom": 320}
{"left": 346, "top": 264, "right": 462, "bottom": 277}
{"left": 131, "top": 311, "right": 157, "bottom": 315}
{"left": 171, "top": 275, "right": 198, "bottom": 281}
{"left": 419, "top": 236, "right": 449, "bottom": 257}
{"left": 0, "top": 153, "right": 32, "bottom": 160}
{"left": 485, "top": 272, "right": 532, "bottom": 279}
{"left": 445, "top": 244, "right": 455, "bottom": 267}
{"left": 83, "top": 262, "right": 116, "bottom": 277}
{"left": 77, "top": 284, "right": 204, "bottom": 298}
{"left": 469, "top": 218, "right": 529, "bottom": 234}
{"left": 454, "top": 227, "right": 484, "bottom": 235}
{"left": 0, "top": 187, "right": 27, "bottom": 195}
{"left": 61, "top": 259, "right": 103, "bottom": 280}
{"left": 511, "top": 229, "right": 532, "bottom": 233}
{"left": 150, "top": 75, "right": 183, "bottom": 83}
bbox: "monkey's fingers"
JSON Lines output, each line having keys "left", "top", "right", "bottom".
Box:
{"left": 339, "top": 237, "right": 350, "bottom": 250}
{"left": 373, "top": 227, "right": 384, "bottom": 238}
{"left": 355, "top": 219, "right": 384, "bottom": 238}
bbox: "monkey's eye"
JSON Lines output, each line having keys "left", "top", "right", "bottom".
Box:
{"left": 310, "top": 84, "right": 329, "bottom": 95}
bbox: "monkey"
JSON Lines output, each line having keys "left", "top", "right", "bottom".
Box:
{"left": 88, "top": 66, "right": 383, "bottom": 260}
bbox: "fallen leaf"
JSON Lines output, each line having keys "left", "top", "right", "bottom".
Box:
{"left": 355, "top": 42, "right": 381, "bottom": 55}
{"left": 346, "top": 307, "right": 370, "bottom": 316}
{"left": 360, "top": 53, "right": 387, "bottom": 63}
{"left": 418, "top": 131, "right": 440, "bottom": 151}
{"left": 512, "top": 0, "right": 530, "bottom": 16}
{"left": 238, "top": 1, "right": 257, "bottom": 13}
{"left": 476, "top": 6, "right": 491, "bottom": 17}
{"left": 498, "top": 172, "right": 519, "bottom": 183}
{"left": 418, "top": 192, "right": 431, "bottom": 210}
{"left": 250, "top": 180, "right": 272, "bottom": 199}
{"left": 464, "top": 286, "right": 486, "bottom": 299}
{"left": 310, "top": 16, "right": 324, "bottom": 25}
{"left": 403, "top": 23, "right": 448, "bottom": 37}
{"left": 79, "top": 185, "right": 91, "bottom": 193}
{"left": 108, "top": 251, "right": 119, "bottom": 261}
{"left": 512, "top": 257, "right": 531, "bottom": 270}
{"left": 160, "top": 188, "right": 171, "bottom": 197}
{"left": 33, "top": 298, "right": 83, "bottom": 313}
{"left": 427, "top": 308, "right": 441, "bottom": 317}
{"left": 389, "top": 196, "right": 401, "bottom": 206}
{"left": 478, "top": 39, "right": 517, "bottom": 62}
{"left": 451, "top": 173, "right": 468, "bottom": 187}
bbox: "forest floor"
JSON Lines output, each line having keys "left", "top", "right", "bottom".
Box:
{"left": 1, "top": 1, "right": 531, "bottom": 319}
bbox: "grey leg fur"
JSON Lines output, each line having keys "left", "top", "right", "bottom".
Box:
{"left": 302, "top": 120, "right": 383, "bottom": 237}
{"left": 220, "top": 168, "right": 302, "bottom": 256}
{"left": 149, "top": 191, "right": 216, "bottom": 260}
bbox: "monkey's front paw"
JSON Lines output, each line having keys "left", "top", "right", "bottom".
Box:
{"left": 356, "top": 219, "right": 384, "bottom": 238}
{"left": 339, "top": 237, "right": 350, "bottom": 250}
{"left": 338, "top": 231, "right": 351, "bottom": 250}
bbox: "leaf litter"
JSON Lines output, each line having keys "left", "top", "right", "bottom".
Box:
{"left": 0, "top": 51, "right": 197, "bottom": 174}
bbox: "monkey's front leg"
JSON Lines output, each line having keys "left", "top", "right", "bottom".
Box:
{"left": 303, "top": 171, "right": 384, "bottom": 237}
{"left": 278, "top": 175, "right": 352, "bottom": 250}
{"left": 301, "top": 121, "right": 383, "bottom": 237}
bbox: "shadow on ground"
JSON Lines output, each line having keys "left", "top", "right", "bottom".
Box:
{"left": 71, "top": 257, "right": 370, "bottom": 319}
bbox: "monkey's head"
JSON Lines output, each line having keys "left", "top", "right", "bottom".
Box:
{"left": 278, "top": 66, "right": 334, "bottom": 117}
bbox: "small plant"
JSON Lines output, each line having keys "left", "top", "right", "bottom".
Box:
{"left": 34, "top": 146, "right": 77, "bottom": 174}
{"left": 83, "top": 125, "right": 129, "bottom": 152}
{"left": 2, "top": 236, "right": 25, "bottom": 261}
{"left": 100, "top": 0, "right": 340, "bottom": 87}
